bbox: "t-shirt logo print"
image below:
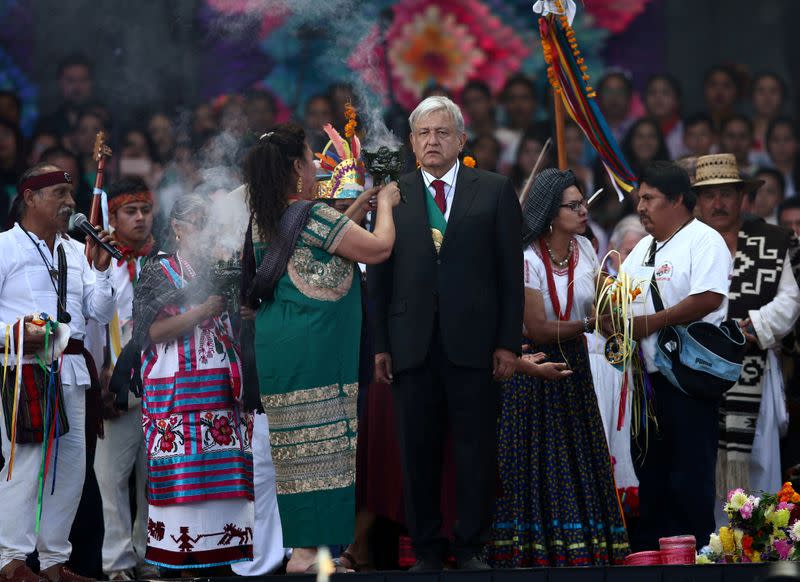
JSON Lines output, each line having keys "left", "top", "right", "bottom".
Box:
{"left": 655, "top": 261, "right": 673, "bottom": 281}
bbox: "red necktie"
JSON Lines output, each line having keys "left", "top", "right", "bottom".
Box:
{"left": 431, "top": 179, "right": 447, "bottom": 215}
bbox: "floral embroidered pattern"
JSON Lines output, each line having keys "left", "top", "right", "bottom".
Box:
{"left": 288, "top": 247, "right": 354, "bottom": 301}
{"left": 198, "top": 324, "right": 225, "bottom": 364}
{"left": 244, "top": 414, "right": 254, "bottom": 448}
{"left": 154, "top": 416, "right": 184, "bottom": 454}
{"left": 201, "top": 411, "right": 238, "bottom": 449}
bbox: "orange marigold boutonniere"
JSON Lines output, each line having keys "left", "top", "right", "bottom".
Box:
{"left": 344, "top": 102, "right": 358, "bottom": 139}
{"left": 463, "top": 156, "right": 476, "bottom": 168}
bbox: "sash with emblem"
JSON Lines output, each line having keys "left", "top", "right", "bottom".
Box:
{"left": 717, "top": 218, "right": 790, "bottom": 497}
{"left": 425, "top": 187, "right": 447, "bottom": 254}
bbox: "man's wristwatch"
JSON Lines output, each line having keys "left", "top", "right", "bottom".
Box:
{"left": 583, "top": 316, "right": 592, "bottom": 333}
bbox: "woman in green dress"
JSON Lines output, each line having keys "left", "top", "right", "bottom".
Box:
{"left": 242, "top": 123, "right": 400, "bottom": 573}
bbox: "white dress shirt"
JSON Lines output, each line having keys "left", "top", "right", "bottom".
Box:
{"left": 421, "top": 160, "right": 460, "bottom": 222}
{"left": 0, "top": 224, "right": 116, "bottom": 386}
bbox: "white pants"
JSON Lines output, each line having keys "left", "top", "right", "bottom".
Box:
{"left": 0, "top": 383, "right": 87, "bottom": 570}
{"left": 231, "top": 412, "right": 286, "bottom": 576}
{"left": 94, "top": 402, "right": 147, "bottom": 574}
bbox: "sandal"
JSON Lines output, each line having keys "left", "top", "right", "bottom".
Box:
{"left": 339, "top": 551, "right": 375, "bottom": 572}
{"left": 287, "top": 561, "right": 352, "bottom": 575}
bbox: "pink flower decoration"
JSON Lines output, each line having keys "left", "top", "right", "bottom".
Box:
{"left": 349, "top": 0, "right": 529, "bottom": 112}
{"left": 584, "top": 0, "right": 652, "bottom": 35}
{"left": 740, "top": 502, "right": 753, "bottom": 519}
{"left": 778, "top": 502, "right": 795, "bottom": 511}
{"left": 775, "top": 539, "right": 792, "bottom": 560}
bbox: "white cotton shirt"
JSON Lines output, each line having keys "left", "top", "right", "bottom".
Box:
{"left": 524, "top": 234, "right": 599, "bottom": 322}
{"left": 745, "top": 251, "right": 800, "bottom": 350}
{"left": 0, "top": 224, "right": 116, "bottom": 386}
{"left": 620, "top": 218, "right": 731, "bottom": 373}
{"left": 85, "top": 257, "right": 139, "bottom": 362}
{"left": 421, "top": 160, "right": 459, "bottom": 221}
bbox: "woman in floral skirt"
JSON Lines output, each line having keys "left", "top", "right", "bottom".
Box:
{"left": 136, "top": 194, "right": 254, "bottom": 573}
{"left": 487, "top": 169, "right": 629, "bottom": 567}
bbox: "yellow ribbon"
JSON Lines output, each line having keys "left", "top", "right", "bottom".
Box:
{"left": 6, "top": 319, "right": 24, "bottom": 480}
{"left": 108, "top": 311, "right": 123, "bottom": 367}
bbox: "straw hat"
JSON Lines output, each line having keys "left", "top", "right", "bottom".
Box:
{"left": 691, "top": 153, "right": 764, "bottom": 193}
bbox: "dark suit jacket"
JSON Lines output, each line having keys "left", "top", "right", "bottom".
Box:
{"left": 368, "top": 164, "right": 523, "bottom": 373}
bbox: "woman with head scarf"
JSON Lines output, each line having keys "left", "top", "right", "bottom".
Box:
{"left": 133, "top": 194, "right": 255, "bottom": 575}
{"left": 241, "top": 123, "right": 400, "bottom": 573}
{"left": 487, "top": 169, "right": 629, "bottom": 567}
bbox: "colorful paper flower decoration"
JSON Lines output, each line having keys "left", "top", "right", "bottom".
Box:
{"left": 584, "top": 0, "right": 652, "bottom": 35}
{"left": 349, "top": 0, "right": 529, "bottom": 111}
{"left": 205, "top": 0, "right": 288, "bottom": 37}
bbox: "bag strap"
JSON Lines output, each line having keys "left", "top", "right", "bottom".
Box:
{"left": 56, "top": 244, "right": 69, "bottom": 323}
{"left": 646, "top": 237, "right": 666, "bottom": 314}
{"left": 248, "top": 200, "right": 315, "bottom": 305}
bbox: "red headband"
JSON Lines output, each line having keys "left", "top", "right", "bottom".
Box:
{"left": 108, "top": 191, "right": 154, "bottom": 214}
{"left": 18, "top": 170, "right": 72, "bottom": 195}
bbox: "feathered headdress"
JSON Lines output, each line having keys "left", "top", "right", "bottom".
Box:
{"left": 315, "top": 103, "right": 366, "bottom": 199}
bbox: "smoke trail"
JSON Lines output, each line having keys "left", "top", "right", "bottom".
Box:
{"left": 205, "top": 0, "right": 403, "bottom": 151}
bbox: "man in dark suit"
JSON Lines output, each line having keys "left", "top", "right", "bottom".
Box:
{"left": 368, "top": 96, "right": 523, "bottom": 571}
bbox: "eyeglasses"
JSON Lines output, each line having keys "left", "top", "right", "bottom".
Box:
{"left": 560, "top": 199, "right": 587, "bottom": 212}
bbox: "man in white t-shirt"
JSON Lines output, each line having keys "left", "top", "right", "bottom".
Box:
{"left": 613, "top": 161, "right": 732, "bottom": 551}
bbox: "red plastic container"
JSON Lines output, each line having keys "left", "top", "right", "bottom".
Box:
{"left": 624, "top": 551, "right": 663, "bottom": 566}
{"left": 660, "top": 547, "right": 696, "bottom": 565}
{"left": 659, "top": 535, "right": 696, "bottom": 550}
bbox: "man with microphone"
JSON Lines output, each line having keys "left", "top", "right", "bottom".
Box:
{"left": 0, "top": 163, "right": 117, "bottom": 582}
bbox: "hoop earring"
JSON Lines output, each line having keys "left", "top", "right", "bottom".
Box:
{"left": 296, "top": 177, "right": 303, "bottom": 194}
{"left": 549, "top": 224, "right": 553, "bottom": 234}
{"left": 176, "top": 234, "right": 181, "bottom": 242}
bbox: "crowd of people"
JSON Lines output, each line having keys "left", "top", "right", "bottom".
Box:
{"left": 0, "top": 52, "right": 799, "bottom": 582}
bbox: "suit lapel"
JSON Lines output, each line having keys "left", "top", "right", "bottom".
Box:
{"left": 441, "top": 165, "right": 479, "bottom": 255}
{"left": 403, "top": 170, "right": 437, "bottom": 257}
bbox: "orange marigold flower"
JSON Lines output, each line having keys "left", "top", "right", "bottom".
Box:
{"left": 344, "top": 102, "right": 358, "bottom": 139}
{"left": 463, "top": 156, "right": 476, "bottom": 168}
{"left": 779, "top": 482, "right": 799, "bottom": 503}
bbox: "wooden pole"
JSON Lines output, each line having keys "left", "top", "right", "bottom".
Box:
{"left": 519, "top": 138, "right": 552, "bottom": 205}
{"left": 554, "top": 91, "right": 567, "bottom": 170}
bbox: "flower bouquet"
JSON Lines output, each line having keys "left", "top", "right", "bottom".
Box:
{"left": 697, "top": 482, "right": 800, "bottom": 563}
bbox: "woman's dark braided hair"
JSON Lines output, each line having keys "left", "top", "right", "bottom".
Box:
{"left": 243, "top": 122, "right": 307, "bottom": 241}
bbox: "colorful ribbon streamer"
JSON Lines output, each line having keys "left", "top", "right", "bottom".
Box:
{"left": 539, "top": 9, "right": 637, "bottom": 200}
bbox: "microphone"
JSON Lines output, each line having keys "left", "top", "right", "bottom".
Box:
{"left": 69, "top": 213, "right": 123, "bottom": 260}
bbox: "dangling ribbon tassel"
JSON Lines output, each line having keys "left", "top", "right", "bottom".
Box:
{"left": 617, "top": 368, "right": 629, "bottom": 431}
{"left": 1, "top": 325, "right": 9, "bottom": 473}
{"left": 6, "top": 319, "right": 24, "bottom": 480}
{"left": 34, "top": 321, "right": 53, "bottom": 533}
